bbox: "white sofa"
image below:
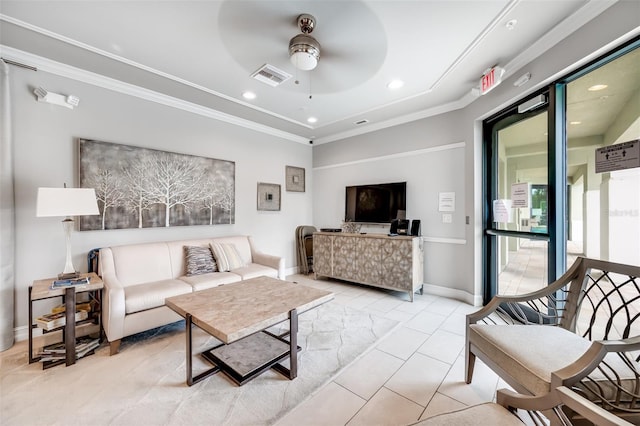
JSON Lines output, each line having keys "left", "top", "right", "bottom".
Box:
{"left": 99, "top": 235, "right": 285, "bottom": 354}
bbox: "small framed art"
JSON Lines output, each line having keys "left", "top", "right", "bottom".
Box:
{"left": 257, "top": 182, "right": 281, "bottom": 211}
{"left": 285, "top": 166, "right": 305, "bottom": 192}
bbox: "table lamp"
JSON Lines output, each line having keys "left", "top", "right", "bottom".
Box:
{"left": 36, "top": 186, "right": 99, "bottom": 279}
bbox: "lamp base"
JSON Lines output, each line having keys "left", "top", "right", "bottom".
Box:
{"left": 58, "top": 271, "right": 80, "bottom": 280}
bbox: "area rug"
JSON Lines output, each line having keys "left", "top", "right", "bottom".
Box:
{"left": 0, "top": 302, "right": 399, "bottom": 425}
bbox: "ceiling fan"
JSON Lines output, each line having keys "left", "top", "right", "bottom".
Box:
{"left": 289, "top": 14, "right": 321, "bottom": 71}
{"left": 217, "top": 1, "right": 387, "bottom": 94}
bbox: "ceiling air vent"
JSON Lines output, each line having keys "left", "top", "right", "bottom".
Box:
{"left": 354, "top": 119, "right": 369, "bottom": 125}
{"left": 251, "top": 64, "right": 292, "bottom": 87}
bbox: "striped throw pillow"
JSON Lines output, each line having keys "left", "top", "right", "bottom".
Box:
{"left": 210, "top": 242, "right": 245, "bottom": 272}
{"left": 184, "top": 246, "right": 217, "bottom": 276}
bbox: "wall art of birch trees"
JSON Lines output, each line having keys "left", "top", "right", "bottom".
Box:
{"left": 78, "top": 139, "right": 235, "bottom": 230}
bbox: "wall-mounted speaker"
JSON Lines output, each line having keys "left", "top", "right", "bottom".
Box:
{"left": 389, "top": 219, "right": 399, "bottom": 234}
{"left": 410, "top": 220, "right": 421, "bottom": 236}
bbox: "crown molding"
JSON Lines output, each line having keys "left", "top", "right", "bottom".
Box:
{"left": 314, "top": 0, "right": 620, "bottom": 145}
{"left": 0, "top": 14, "right": 313, "bottom": 131}
{"left": 313, "top": 142, "right": 465, "bottom": 171}
{"left": 0, "top": 0, "right": 623, "bottom": 146}
{"left": 0, "top": 45, "right": 309, "bottom": 144}
{"left": 314, "top": 99, "right": 469, "bottom": 145}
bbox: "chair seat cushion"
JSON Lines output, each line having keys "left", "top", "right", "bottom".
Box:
{"left": 469, "top": 325, "right": 592, "bottom": 395}
{"left": 124, "top": 279, "right": 193, "bottom": 314}
{"left": 410, "top": 402, "right": 523, "bottom": 425}
{"left": 470, "top": 325, "right": 640, "bottom": 400}
{"left": 230, "top": 263, "right": 278, "bottom": 280}
{"left": 179, "top": 272, "right": 242, "bottom": 291}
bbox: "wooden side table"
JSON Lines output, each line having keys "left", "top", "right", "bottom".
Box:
{"left": 28, "top": 272, "right": 103, "bottom": 368}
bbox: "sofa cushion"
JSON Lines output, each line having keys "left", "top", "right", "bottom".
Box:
{"left": 184, "top": 245, "right": 217, "bottom": 276}
{"left": 210, "top": 242, "right": 245, "bottom": 272}
{"left": 124, "top": 279, "right": 193, "bottom": 314}
{"left": 110, "top": 243, "right": 173, "bottom": 286}
{"left": 179, "top": 271, "right": 242, "bottom": 291}
{"left": 230, "top": 263, "right": 278, "bottom": 280}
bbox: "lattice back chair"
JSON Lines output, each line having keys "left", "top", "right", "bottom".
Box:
{"left": 466, "top": 256, "right": 640, "bottom": 424}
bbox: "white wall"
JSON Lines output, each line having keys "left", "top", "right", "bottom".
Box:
{"left": 313, "top": 114, "right": 469, "bottom": 295}
{"left": 11, "top": 67, "right": 312, "bottom": 336}
{"left": 313, "top": 1, "right": 640, "bottom": 304}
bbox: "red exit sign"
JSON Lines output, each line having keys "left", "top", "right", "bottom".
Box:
{"left": 480, "top": 66, "right": 505, "bottom": 95}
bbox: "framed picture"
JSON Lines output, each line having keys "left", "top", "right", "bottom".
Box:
{"left": 285, "top": 166, "right": 305, "bottom": 192}
{"left": 257, "top": 182, "right": 281, "bottom": 211}
{"left": 79, "top": 139, "right": 235, "bottom": 230}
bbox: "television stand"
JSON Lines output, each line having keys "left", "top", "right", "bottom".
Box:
{"left": 312, "top": 232, "right": 423, "bottom": 301}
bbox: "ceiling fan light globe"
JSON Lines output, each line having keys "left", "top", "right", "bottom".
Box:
{"left": 290, "top": 51, "right": 318, "bottom": 71}
{"left": 289, "top": 34, "right": 320, "bottom": 71}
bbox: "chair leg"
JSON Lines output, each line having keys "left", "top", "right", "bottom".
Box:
{"left": 109, "top": 339, "right": 121, "bottom": 355}
{"left": 465, "top": 350, "right": 476, "bottom": 384}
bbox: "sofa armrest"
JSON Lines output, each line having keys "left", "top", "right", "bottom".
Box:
{"left": 99, "top": 248, "right": 126, "bottom": 343}
{"left": 252, "top": 251, "right": 285, "bottom": 280}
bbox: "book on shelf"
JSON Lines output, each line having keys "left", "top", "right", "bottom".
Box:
{"left": 50, "top": 276, "right": 90, "bottom": 289}
{"left": 51, "top": 301, "right": 92, "bottom": 314}
{"left": 38, "top": 337, "right": 100, "bottom": 362}
{"left": 35, "top": 310, "right": 89, "bottom": 331}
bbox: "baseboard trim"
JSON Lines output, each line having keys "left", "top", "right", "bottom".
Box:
{"left": 422, "top": 282, "right": 482, "bottom": 307}
{"left": 286, "top": 266, "right": 303, "bottom": 277}
{"left": 14, "top": 325, "right": 29, "bottom": 343}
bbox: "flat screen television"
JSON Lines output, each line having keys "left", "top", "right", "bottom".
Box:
{"left": 345, "top": 182, "right": 406, "bottom": 223}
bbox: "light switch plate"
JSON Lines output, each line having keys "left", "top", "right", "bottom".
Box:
{"left": 442, "top": 213, "right": 452, "bottom": 223}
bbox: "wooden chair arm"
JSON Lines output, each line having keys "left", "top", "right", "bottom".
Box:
{"left": 551, "top": 336, "right": 640, "bottom": 387}
{"left": 497, "top": 387, "right": 633, "bottom": 425}
{"left": 496, "top": 387, "right": 561, "bottom": 411}
{"left": 467, "top": 257, "right": 584, "bottom": 325}
{"left": 556, "top": 387, "right": 633, "bottom": 426}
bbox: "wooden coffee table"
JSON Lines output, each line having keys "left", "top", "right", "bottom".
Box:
{"left": 165, "top": 276, "right": 333, "bottom": 386}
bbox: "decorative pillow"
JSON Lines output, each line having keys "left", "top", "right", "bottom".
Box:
{"left": 184, "top": 246, "right": 217, "bottom": 276}
{"left": 210, "top": 242, "right": 245, "bottom": 272}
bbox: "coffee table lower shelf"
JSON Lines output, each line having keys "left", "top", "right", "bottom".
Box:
{"left": 186, "top": 309, "right": 300, "bottom": 386}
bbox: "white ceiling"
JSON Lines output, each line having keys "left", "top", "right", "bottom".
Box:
{"left": 0, "top": 0, "right": 619, "bottom": 144}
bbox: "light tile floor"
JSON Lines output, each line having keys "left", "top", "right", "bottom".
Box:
{"left": 276, "top": 274, "right": 505, "bottom": 426}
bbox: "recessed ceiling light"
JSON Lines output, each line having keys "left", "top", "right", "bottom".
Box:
{"left": 570, "top": 121, "right": 582, "bottom": 125}
{"left": 307, "top": 117, "right": 318, "bottom": 124}
{"left": 505, "top": 19, "right": 518, "bottom": 30}
{"left": 242, "top": 91, "right": 256, "bottom": 100}
{"left": 588, "top": 84, "right": 608, "bottom": 91}
{"left": 387, "top": 79, "right": 404, "bottom": 89}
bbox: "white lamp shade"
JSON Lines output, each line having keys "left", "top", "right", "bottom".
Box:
{"left": 36, "top": 187, "right": 100, "bottom": 217}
